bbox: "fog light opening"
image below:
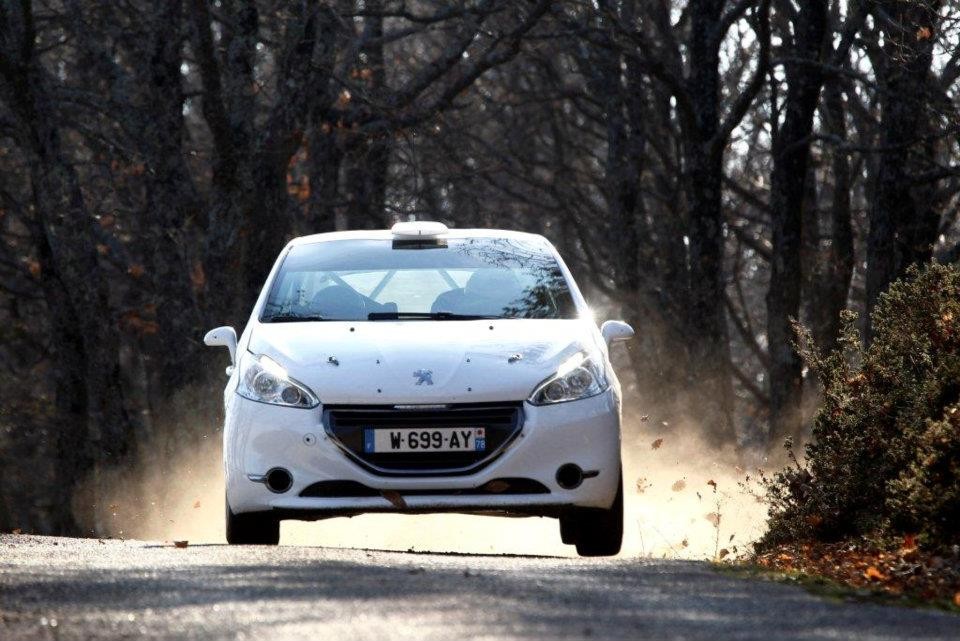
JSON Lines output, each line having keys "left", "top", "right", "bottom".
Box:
{"left": 556, "top": 463, "right": 584, "bottom": 490}
{"left": 265, "top": 467, "right": 293, "bottom": 494}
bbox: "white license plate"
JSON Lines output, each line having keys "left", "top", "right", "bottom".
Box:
{"left": 363, "top": 427, "right": 486, "bottom": 453}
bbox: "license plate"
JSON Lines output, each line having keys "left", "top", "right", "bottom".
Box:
{"left": 363, "top": 427, "right": 486, "bottom": 453}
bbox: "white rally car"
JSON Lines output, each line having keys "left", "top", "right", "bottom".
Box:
{"left": 205, "top": 222, "right": 634, "bottom": 556}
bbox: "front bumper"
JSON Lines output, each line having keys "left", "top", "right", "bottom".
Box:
{"left": 224, "top": 389, "right": 621, "bottom": 517}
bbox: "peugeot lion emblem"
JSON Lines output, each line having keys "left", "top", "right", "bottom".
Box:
{"left": 412, "top": 369, "right": 434, "bottom": 386}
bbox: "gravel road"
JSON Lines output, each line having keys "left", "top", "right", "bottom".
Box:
{"left": 1, "top": 534, "right": 956, "bottom": 640}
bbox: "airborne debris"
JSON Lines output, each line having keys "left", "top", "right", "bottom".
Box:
{"left": 381, "top": 491, "right": 407, "bottom": 509}
{"left": 635, "top": 477, "right": 651, "bottom": 494}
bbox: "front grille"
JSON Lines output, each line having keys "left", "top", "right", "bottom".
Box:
{"left": 323, "top": 402, "right": 524, "bottom": 476}
{"left": 299, "top": 478, "right": 549, "bottom": 498}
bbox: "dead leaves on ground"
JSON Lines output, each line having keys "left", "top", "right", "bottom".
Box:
{"left": 755, "top": 537, "right": 960, "bottom": 608}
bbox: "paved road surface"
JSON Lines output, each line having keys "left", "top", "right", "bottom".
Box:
{"left": 0, "top": 534, "right": 956, "bottom": 640}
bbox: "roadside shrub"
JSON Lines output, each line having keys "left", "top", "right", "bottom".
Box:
{"left": 760, "top": 263, "right": 960, "bottom": 549}
{"left": 887, "top": 404, "right": 960, "bottom": 542}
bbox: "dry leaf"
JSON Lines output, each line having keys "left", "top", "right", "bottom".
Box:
{"left": 381, "top": 490, "right": 407, "bottom": 509}
{"left": 671, "top": 479, "right": 686, "bottom": 492}
{"left": 864, "top": 566, "right": 887, "bottom": 581}
{"left": 916, "top": 26, "right": 933, "bottom": 40}
{"left": 718, "top": 548, "right": 730, "bottom": 560}
{"left": 190, "top": 261, "right": 206, "bottom": 291}
{"left": 174, "top": 540, "right": 189, "bottom": 548}
{"left": 681, "top": 538, "right": 688, "bottom": 548}
{"left": 25, "top": 260, "right": 41, "bottom": 278}
{"left": 127, "top": 264, "right": 145, "bottom": 278}
{"left": 805, "top": 514, "right": 824, "bottom": 527}
{"left": 707, "top": 479, "right": 717, "bottom": 490}
{"left": 651, "top": 438, "right": 664, "bottom": 450}
{"left": 705, "top": 512, "right": 721, "bottom": 528}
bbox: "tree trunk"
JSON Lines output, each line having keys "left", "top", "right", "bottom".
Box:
{"left": 865, "top": 0, "right": 942, "bottom": 335}
{"left": 811, "top": 74, "right": 854, "bottom": 353}
{"left": 683, "top": 0, "right": 735, "bottom": 445}
{"left": 766, "top": 0, "right": 828, "bottom": 447}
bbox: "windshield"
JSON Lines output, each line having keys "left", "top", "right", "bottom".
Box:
{"left": 260, "top": 237, "right": 578, "bottom": 322}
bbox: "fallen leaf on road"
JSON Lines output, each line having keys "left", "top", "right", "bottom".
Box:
{"left": 651, "top": 438, "right": 663, "bottom": 450}
{"left": 174, "top": 541, "right": 189, "bottom": 548}
{"left": 671, "top": 479, "right": 686, "bottom": 492}
{"left": 864, "top": 566, "right": 887, "bottom": 581}
{"left": 707, "top": 479, "right": 717, "bottom": 490}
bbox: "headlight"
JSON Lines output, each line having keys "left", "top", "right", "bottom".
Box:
{"left": 237, "top": 353, "right": 319, "bottom": 408}
{"left": 528, "top": 352, "right": 608, "bottom": 405}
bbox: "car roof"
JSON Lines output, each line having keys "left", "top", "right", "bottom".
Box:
{"left": 287, "top": 228, "right": 552, "bottom": 248}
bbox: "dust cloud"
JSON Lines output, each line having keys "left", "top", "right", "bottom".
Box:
{"left": 89, "top": 414, "right": 768, "bottom": 559}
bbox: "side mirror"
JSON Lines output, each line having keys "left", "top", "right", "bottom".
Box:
{"left": 204, "top": 326, "right": 237, "bottom": 367}
{"left": 601, "top": 320, "right": 634, "bottom": 347}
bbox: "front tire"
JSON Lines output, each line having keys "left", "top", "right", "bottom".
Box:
{"left": 226, "top": 500, "right": 280, "bottom": 545}
{"left": 560, "top": 475, "right": 623, "bottom": 557}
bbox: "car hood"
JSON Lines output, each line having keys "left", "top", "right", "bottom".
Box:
{"left": 247, "top": 319, "right": 602, "bottom": 404}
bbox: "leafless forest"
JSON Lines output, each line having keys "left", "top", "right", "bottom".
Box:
{"left": 0, "top": 0, "right": 958, "bottom": 536}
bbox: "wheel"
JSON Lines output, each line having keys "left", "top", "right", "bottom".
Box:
{"left": 225, "top": 499, "right": 280, "bottom": 545}
{"left": 559, "top": 475, "right": 623, "bottom": 557}
{"left": 559, "top": 516, "right": 579, "bottom": 544}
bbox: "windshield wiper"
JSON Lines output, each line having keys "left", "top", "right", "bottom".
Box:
{"left": 367, "top": 311, "right": 502, "bottom": 321}
{"left": 263, "top": 314, "right": 328, "bottom": 323}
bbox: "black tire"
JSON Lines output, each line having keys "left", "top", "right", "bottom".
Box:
{"left": 559, "top": 515, "right": 579, "bottom": 544}
{"left": 226, "top": 500, "right": 280, "bottom": 545}
{"left": 560, "top": 476, "right": 623, "bottom": 557}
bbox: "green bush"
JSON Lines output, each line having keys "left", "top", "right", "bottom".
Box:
{"left": 760, "top": 263, "right": 960, "bottom": 549}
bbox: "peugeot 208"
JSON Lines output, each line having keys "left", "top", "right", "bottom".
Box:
{"left": 204, "top": 221, "right": 634, "bottom": 556}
